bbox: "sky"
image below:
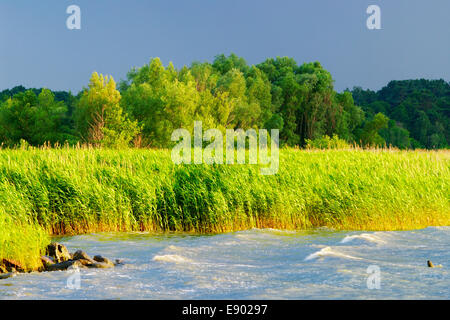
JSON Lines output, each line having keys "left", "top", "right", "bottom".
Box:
{"left": 0, "top": 0, "right": 449, "bottom": 93}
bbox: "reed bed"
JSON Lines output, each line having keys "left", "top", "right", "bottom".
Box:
{"left": 0, "top": 147, "right": 449, "bottom": 269}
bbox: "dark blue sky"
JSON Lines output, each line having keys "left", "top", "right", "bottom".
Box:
{"left": 1, "top": 0, "right": 449, "bottom": 93}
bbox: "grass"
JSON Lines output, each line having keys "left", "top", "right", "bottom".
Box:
{"left": 0, "top": 210, "right": 49, "bottom": 271}
{"left": 0, "top": 146, "right": 449, "bottom": 270}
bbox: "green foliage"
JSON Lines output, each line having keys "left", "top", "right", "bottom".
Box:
{"left": 330, "top": 92, "right": 365, "bottom": 141}
{"left": 0, "top": 148, "right": 448, "bottom": 267}
{"left": 212, "top": 53, "right": 249, "bottom": 75}
{"left": 357, "top": 113, "right": 389, "bottom": 147}
{"left": 1, "top": 57, "right": 448, "bottom": 150}
{"left": 0, "top": 89, "right": 76, "bottom": 146}
{"left": 75, "top": 72, "right": 140, "bottom": 148}
{"left": 120, "top": 55, "right": 370, "bottom": 148}
{"left": 380, "top": 120, "right": 411, "bottom": 149}
{"left": 0, "top": 180, "right": 50, "bottom": 271}
{"left": 0, "top": 210, "right": 49, "bottom": 271}
{"left": 305, "top": 134, "right": 351, "bottom": 149}
{"left": 351, "top": 79, "right": 449, "bottom": 149}
{"left": 0, "top": 148, "right": 448, "bottom": 265}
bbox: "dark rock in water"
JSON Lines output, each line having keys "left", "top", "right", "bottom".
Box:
{"left": 2, "top": 258, "right": 25, "bottom": 273}
{"left": 71, "top": 251, "right": 116, "bottom": 268}
{"left": 114, "top": 259, "right": 125, "bottom": 266}
{"left": 93, "top": 255, "right": 115, "bottom": 267}
{"left": 72, "top": 250, "right": 95, "bottom": 263}
{"left": 0, "top": 272, "right": 17, "bottom": 280}
{"left": 41, "top": 256, "right": 55, "bottom": 267}
{"left": 87, "top": 262, "right": 113, "bottom": 269}
{"left": 46, "top": 260, "right": 84, "bottom": 272}
{"left": 39, "top": 256, "right": 56, "bottom": 272}
{"left": 46, "top": 243, "right": 71, "bottom": 263}
{"left": 427, "top": 260, "right": 442, "bottom": 268}
{"left": 77, "top": 259, "right": 95, "bottom": 267}
{"left": 2, "top": 244, "right": 118, "bottom": 276}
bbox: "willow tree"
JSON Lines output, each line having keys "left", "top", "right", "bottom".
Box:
{"left": 75, "top": 72, "right": 140, "bottom": 148}
{"left": 296, "top": 62, "right": 335, "bottom": 145}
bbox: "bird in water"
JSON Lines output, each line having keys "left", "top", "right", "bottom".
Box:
{"left": 427, "top": 260, "right": 443, "bottom": 268}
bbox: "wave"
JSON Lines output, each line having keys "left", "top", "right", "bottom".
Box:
{"left": 340, "top": 233, "right": 386, "bottom": 244}
{"left": 234, "top": 228, "right": 297, "bottom": 240}
{"left": 252, "top": 228, "right": 298, "bottom": 234}
{"left": 152, "top": 254, "right": 192, "bottom": 263}
{"left": 304, "top": 247, "right": 363, "bottom": 261}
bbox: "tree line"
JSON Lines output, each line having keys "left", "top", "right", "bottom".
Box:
{"left": 0, "top": 54, "right": 448, "bottom": 149}
{"left": 351, "top": 79, "right": 449, "bottom": 149}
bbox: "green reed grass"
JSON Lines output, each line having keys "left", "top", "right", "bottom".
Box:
{"left": 0, "top": 147, "right": 449, "bottom": 269}
{"left": 0, "top": 209, "right": 49, "bottom": 271}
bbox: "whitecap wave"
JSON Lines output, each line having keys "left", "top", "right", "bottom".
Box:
{"left": 304, "top": 247, "right": 363, "bottom": 261}
{"left": 340, "top": 233, "right": 386, "bottom": 244}
{"left": 152, "top": 254, "right": 192, "bottom": 263}
{"left": 256, "top": 228, "right": 298, "bottom": 234}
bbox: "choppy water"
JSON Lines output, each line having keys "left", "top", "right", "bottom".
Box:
{"left": 1, "top": 227, "right": 449, "bottom": 299}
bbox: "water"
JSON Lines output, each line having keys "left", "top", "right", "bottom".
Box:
{"left": 1, "top": 227, "right": 449, "bottom": 299}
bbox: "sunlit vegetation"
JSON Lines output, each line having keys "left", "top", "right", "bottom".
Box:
{"left": 1, "top": 54, "right": 447, "bottom": 150}
{"left": 0, "top": 147, "right": 448, "bottom": 269}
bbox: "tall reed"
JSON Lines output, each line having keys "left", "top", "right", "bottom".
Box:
{"left": 0, "top": 147, "right": 449, "bottom": 268}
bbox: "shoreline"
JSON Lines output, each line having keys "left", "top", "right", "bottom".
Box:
{"left": 1, "top": 225, "right": 448, "bottom": 284}
{"left": 1, "top": 148, "right": 449, "bottom": 272}
{"left": 2, "top": 216, "right": 449, "bottom": 274}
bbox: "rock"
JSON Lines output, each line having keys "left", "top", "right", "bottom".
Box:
{"left": 77, "top": 259, "right": 96, "bottom": 267}
{"left": 46, "top": 243, "right": 71, "bottom": 263}
{"left": 76, "top": 259, "right": 90, "bottom": 265}
{"left": 46, "top": 260, "right": 84, "bottom": 272}
{"left": 40, "top": 256, "right": 55, "bottom": 267}
{"left": 0, "top": 272, "right": 17, "bottom": 280}
{"left": 1, "top": 245, "right": 117, "bottom": 275}
{"left": 427, "top": 260, "right": 442, "bottom": 268}
{"left": 67, "top": 261, "right": 86, "bottom": 271}
{"left": 114, "top": 259, "right": 125, "bottom": 266}
{"left": 2, "top": 258, "right": 25, "bottom": 273}
{"left": 38, "top": 256, "right": 55, "bottom": 272}
{"left": 72, "top": 250, "right": 95, "bottom": 263}
{"left": 93, "top": 255, "right": 115, "bottom": 267}
{"left": 87, "top": 262, "right": 113, "bottom": 269}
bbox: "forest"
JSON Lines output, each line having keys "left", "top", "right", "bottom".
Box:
{"left": 0, "top": 54, "right": 448, "bottom": 149}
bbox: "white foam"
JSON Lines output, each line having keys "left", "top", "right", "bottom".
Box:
{"left": 152, "top": 254, "right": 192, "bottom": 263}
{"left": 340, "top": 233, "right": 385, "bottom": 244}
{"left": 257, "top": 228, "right": 298, "bottom": 234}
{"left": 304, "top": 247, "right": 363, "bottom": 261}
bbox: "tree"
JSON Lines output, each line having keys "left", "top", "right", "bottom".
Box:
{"left": 5, "top": 56, "right": 445, "bottom": 150}
{"left": 351, "top": 79, "right": 449, "bottom": 149}
{"left": 246, "top": 66, "right": 273, "bottom": 128}
{"left": 75, "top": 72, "right": 140, "bottom": 148}
{"left": 328, "top": 91, "right": 364, "bottom": 141}
{"left": 0, "top": 89, "right": 75, "bottom": 146}
{"left": 212, "top": 53, "right": 249, "bottom": 75}
{"left": 216, "top": 68, "right": 253, "bottom": 128}
{"left": 358, "top": 113, "right": 389, "bottom": 147}
{"left": 122, "top": 59, "right": 204, "bottom": 147}
{"left": 296, "top": 62, "right": 334, "bottom": 145}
